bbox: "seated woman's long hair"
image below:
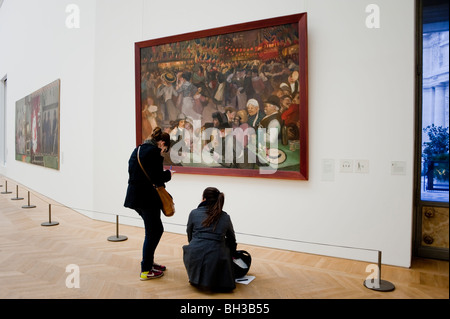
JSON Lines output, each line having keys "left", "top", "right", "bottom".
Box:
{"left": 201, "top": 187, "right": 225, "bottom": 230}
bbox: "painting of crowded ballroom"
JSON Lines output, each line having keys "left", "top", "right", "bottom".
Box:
{"left": 15, "top": 79, "right": 60, "bottom": 170}
{"left": 135, "top": 14, "right": 308, "bottom": 179}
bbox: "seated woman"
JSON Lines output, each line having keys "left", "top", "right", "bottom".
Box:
{"left": 183, "top": 187, "right": 237, "bottom": 291}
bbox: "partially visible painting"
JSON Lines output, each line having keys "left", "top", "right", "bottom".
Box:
{"left": 15, "top": 79, "right": 60, "bottom": 170}
{"left": 135, "top": 13, "right": 308, "bottom": 180}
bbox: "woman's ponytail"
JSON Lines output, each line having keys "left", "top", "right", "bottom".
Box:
{"left": 151, "top": 127, "right": 163, "bottom": 141}
{"left": 150, "top": 127, "right": 170, "bottom": 152}
{"left": 202, "top": 187, "right": 225, "bottom": 230}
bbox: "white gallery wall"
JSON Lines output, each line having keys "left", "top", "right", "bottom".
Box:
{"left": 0, "top": 0, "right": 97, "bottom": 212}
{"left": 0, "top": 0, "right": 415, "bottom": 267}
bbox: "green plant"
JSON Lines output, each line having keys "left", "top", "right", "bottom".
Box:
{"left": 423, "top": 125, "right": 449, "bottom": 158}
{"left": 423, "top": 124, "right": 449, "bottom": 183}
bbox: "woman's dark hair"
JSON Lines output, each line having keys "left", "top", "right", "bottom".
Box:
{"left": 151, "top": 127, "right": 171, "bottom": 152}
{"left": 201, "top": 187, "right": 225, "bottom": 230}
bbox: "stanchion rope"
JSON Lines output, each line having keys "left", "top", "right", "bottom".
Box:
{"left": 4, "top": 179, "right": 379, "bottom": 254}
{"left": 1, "top": 177, "right": 396, "bottom": 291}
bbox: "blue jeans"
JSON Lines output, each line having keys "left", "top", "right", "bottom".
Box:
{"left": 137, "top": 207, "right": 164, "bottom": 272}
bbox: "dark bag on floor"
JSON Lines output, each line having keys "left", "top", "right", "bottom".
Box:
{"left": 232, "top": 250, "right": 252, "bottom": 278}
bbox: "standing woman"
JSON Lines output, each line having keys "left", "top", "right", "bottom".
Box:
{"left": 183, "top": 187, "right": 237, "bottom": 291}
{"left": 124, "top": 127, "right": 174, "bottom": 280}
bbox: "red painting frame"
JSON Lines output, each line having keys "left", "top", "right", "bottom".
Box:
{"left": 135, "top": 13, "right": 308, "bottom": 180}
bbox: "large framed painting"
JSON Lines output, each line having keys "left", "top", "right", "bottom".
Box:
{"left": 15, "top": 79, "right": 60, "bottom": 170}
{"left": 135, "top": 13, "right": 308, "bottom": 180}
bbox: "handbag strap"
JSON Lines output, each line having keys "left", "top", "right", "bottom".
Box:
{"left": 137, "top": 146, "right": 152, "bottom": 182}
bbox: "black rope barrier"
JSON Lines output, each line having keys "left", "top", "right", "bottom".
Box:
{"left": 1, "top": 177, "right": 395, "bottom": 292}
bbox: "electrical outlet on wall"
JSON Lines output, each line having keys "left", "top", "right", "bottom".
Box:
{"left": 339, "top": 159, "right": 353, "bottom": 173}
{"left": 354, "top": 160, "right": 369, "bottom": 173}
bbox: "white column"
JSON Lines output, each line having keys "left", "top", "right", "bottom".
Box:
{"left": 434, "top": 84, "right": 446, "bottom": 128}
{"left": 444, "top": 83, "right": 449, "bottom": 128}
{"left": 422, "top": 87, "right": 434, "bottom": 134}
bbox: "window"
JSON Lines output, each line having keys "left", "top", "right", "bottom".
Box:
{"left": 420, "top": 1, "right": 449, "bottom": 203}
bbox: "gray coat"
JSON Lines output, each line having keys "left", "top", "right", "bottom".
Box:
{"left": 183, "top": 202, "right": 237, "bottom": 291}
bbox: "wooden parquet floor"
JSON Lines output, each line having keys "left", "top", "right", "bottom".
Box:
{"left": 0, "top": 177, "right": 448, "bottom": 300}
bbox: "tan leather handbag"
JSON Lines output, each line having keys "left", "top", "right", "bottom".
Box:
{"left": 137, "top": 146, "right": 175, "bottom": 217}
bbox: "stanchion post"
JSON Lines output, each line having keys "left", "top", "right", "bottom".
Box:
{"left": 107, "top": 215, "right": 128, "bottom": 242}
{"left": 41, "top": 204, "right": 59, "bottom": 227}
{"left": 22, "top": 191, "right": 37, "bottom": 209}
{"left": 363, "top": 250, "right": 395, "bottom": 292}
{"left": 1, "top": 180, "right": 12, "bottom": 194}
{"left": 11, "top": 185, "right": 24, "bottom": 201}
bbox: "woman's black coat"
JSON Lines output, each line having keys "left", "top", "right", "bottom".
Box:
{"left": 183, "top": 202, "right": 237, "bottom": 291}
{"left": 124, "top": 141, "right": 171, "bottom": 210}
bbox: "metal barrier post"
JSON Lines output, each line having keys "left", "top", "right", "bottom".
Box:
{"left": 107, "top": 215, "right": 128, "bottom": 242}
{"left": 363, "top": 251, "right": 395, "bottom": 292}
{"left": 1, "top": 180, "right": 12, "bottom": 194}
{"left": 22, "top": 191, "right": 36, "bottom": 209}
{"left": 11, "top": 185, "right": 24, "bottom": 201}
{"left": 41, "top": 204, "right": 59, "bottom": 227}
